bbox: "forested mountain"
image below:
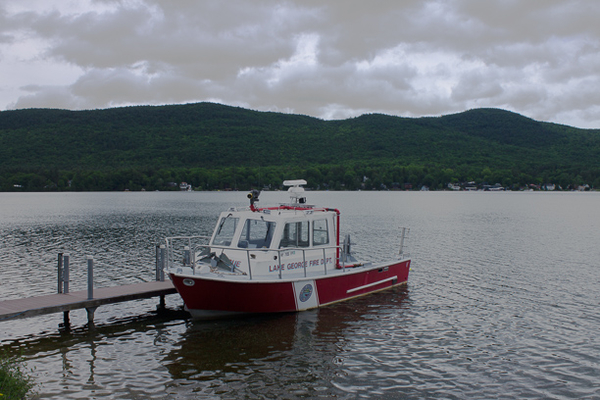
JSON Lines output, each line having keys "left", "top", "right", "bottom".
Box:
{"left": 0, "top": 102, "right": 598, "bottom": 191}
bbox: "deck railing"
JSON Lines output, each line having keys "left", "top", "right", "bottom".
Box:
{"left": 162, "top": 237, "right": 347, "bottom": 280}
{"left": 398, "top": 227, "right": 410, "bottom": 259}
{"left": 162, "top": 228, "right": 410, "bottom": 281}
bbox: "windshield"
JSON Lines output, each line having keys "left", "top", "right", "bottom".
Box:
{"left": 212, "top": 215, "right": 239, "bottom": 246}
{"left": 237, "top": 219, "right": 276, "bottom": 249}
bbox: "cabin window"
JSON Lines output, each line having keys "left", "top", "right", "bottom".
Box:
{"left": 313, "top": 219, "right": 329, "bottom": 246}
{"left": 238, "top": 219, "right": 276, "bottom": 249}
{"left": 279, "top": 221, "right": 309, "bottom": 248}
{"left": 212, "top": 216, "right": 239, "bottom": 246}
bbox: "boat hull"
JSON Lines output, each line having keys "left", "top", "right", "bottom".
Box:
{"left": 169, "top": 259, "right": 410, "bottom": 319}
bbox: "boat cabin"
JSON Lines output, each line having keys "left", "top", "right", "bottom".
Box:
{"left": 201, "top": 180, "right": 343, "bottom": 279}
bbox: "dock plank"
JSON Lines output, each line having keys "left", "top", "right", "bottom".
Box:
{"left": 0, "top": 280, "right": 177, "bottom": 322}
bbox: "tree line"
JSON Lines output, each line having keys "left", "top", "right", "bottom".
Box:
{"left": 1, "top": 103, "right": 599, "bottom": 191}
{"left": 2, "top": 162, "right": 598, "bottom": 192}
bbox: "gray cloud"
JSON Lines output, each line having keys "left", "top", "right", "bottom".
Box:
{"left": 1, "top": 0, "right": 600, "bottom": 128}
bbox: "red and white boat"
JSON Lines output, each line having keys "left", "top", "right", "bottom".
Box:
{"left": 166, "top": 180, "right": 411, "bottom": 319}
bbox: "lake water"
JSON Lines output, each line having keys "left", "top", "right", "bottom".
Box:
{"left": 1, "top": 191, "right": 599, "bottom": 399}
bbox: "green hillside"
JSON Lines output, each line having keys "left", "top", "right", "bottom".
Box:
{"left": 0, "top": 103, "right": 598, "bottom": 191}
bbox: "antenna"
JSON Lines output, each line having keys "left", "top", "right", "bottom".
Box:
{"left": 283, "top": 179, "right": 307, "bottom": 204}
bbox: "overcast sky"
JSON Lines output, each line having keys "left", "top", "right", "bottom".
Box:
{"left": 1, "top": 0, "right": 600, "bottom": 128}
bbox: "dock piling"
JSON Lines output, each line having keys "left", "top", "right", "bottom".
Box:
{"left": 157, "top": 295, "right": 166, "bottom": 312}
{"left": 158, "top": 245, "right": 167, "bottom": 282}
{"left": 87, "top": 256, "right": 94, "bottom": 300}
{"left": 86, "top": 307, "right": 97, "bottom": 327}
{"left": 57, "top": 253, "right": 64, "bottom": 293}
{"left": 63, "top": 253, "right": 70, "bottom": 294}
{"left": 62, "top": 311, "right": 71, "bottom": 331}
{"left": 156, "top": 245, "right": 161, "bottom": 281}
{"left": 59, "top": 253, "right": 71, "bottom": 329}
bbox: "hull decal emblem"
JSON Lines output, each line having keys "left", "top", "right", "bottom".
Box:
{"left": 299, "top": 284, "right": 313, "bottom": 302}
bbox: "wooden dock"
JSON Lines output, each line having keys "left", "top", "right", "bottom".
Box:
{"left": 0, "top": 280, "right": 177, "bottom": 323}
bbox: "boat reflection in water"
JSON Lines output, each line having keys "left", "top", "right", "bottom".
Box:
{"left": 163, "top": 286, "right": 411, "bottom": 398}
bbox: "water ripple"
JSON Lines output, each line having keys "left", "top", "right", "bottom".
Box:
{"left": 2, "top": 192, "right": 600, "bottom": 399}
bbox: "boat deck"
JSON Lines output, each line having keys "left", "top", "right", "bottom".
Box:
{"left": 169, "top": 259, "right": 412, "bottom": 282}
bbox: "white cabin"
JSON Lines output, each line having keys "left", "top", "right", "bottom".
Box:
{"left": 168, "top": 180, "right": 356, "bottom": 281}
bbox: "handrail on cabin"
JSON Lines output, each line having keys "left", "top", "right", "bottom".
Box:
{"left": 162, "top": 236, "right": 345, "bottom": 280}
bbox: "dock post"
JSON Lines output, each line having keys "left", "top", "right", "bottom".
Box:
{"left": 57, "top": 253, "right": 64, "bottom": 293}
{"left": 155, "top": 245, "right": 160, "bottom": 281}
{"left": 63, "top": 253, "right": 70, "bottom": 294}
{"left": 159, "top": 245, "right": 167, "bottom": 282}
{"left": 62, "top": 253, "right": 71, "bottom": 330}
{"left": 157, "top": 295, "right": 166, "bottom": 312}
{"left": 86, "top": 256, "right": 97, "bottom": 327}
{"left": 61, "top": 312, "right": 70, "bottom": 331}
{"left": 87, "top": 256, "right": 94, "bottom": 300}
{"left": 86, "top": 307, "right": 97, "bottom": 327}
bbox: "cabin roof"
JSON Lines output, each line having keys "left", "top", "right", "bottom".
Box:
{"left": 221, "top": 205, "right": 337, "bottom": 220}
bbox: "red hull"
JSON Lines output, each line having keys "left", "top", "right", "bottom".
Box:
{"left": 170, "top": 259, "right": 410, "bottom": 317}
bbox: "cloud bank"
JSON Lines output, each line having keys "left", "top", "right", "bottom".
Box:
{"left": 1, "top": 0, "right": 600, "bottom": 128}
